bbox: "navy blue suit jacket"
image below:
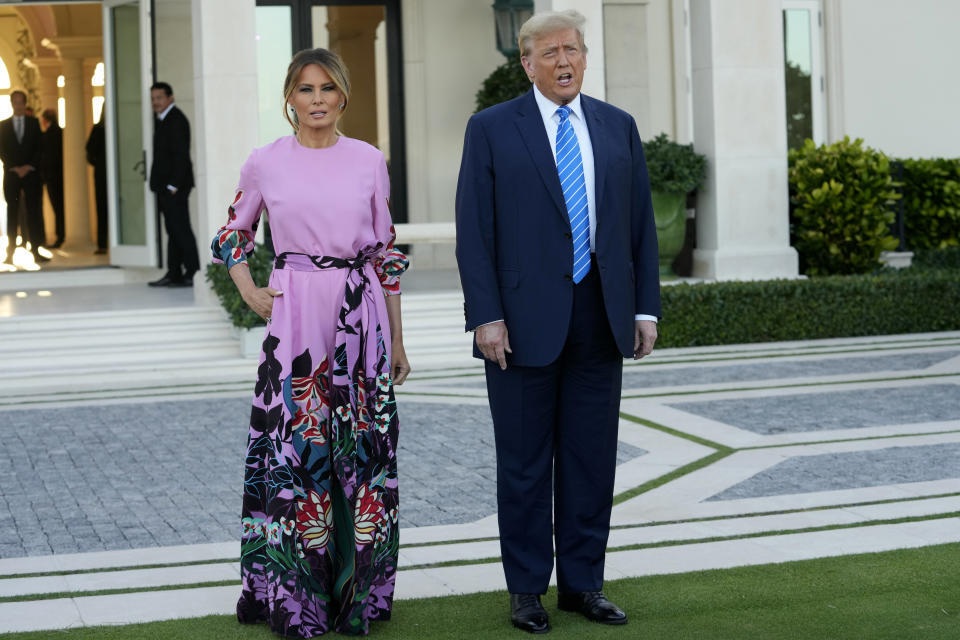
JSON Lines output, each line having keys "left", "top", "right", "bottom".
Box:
{"left": 455, "top": 89, "right": 661, "bottom": 367}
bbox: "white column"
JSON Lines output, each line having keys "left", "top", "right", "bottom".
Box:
{"left": 59, "top": 56, "right": 94, "bottom": 250}
{"left": 688, "top": 0, "right": 798, "bottom": 280}
{"left": 32, "top": 57, "right": 61, "bottom": 115}
{"left": 191, "top": 0, "right": 259, "bottom": 304}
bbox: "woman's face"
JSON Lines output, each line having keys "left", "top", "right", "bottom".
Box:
{"left": 289, "top": 64, "right": 344, "bottom": 133}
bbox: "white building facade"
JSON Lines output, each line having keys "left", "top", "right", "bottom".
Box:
{"left": 7, "top": 0, "right": 954, "bottom": 290}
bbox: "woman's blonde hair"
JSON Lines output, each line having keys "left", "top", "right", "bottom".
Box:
{"left": 517, "top": 10, "right": 588, "bottom": 57}
{"left": 282, "top": 48, "right": 351, "bottom": 132}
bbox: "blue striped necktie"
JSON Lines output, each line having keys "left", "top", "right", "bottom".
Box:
{"left": 555, "top": 106, "right": 590, "bottom": 283}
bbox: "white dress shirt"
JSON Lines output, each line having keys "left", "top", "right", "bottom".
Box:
{"left": 156, "top": 102, "right": 178, "bottom": 193}
{"left": 532, "top": 85, "right": 597, "bottom": 252}
{"left": 532, "top": 85, "right": 657, "bottom": 325}
{"left": 157, "top": 102, "right": 175, "bottom": 121}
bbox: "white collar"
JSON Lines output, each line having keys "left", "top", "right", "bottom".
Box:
{"left": 157, "top": 103, "right": 175, "bottom": 121}
{"left": 532, "top": 84, "right": 583, "bottom": 123}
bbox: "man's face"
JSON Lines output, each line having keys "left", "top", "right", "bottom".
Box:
{"left": 151, "top": 89, "right": 174, "bottom": 114}
{"left": 10, "top": 93, "right": 26, "bottom": 116}
{"left": 520, "top": 28, "right": 587, "bottom": 106}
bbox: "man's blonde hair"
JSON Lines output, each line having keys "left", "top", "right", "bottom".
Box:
{"left": 517, "top": 9, "right": 588, "bottom": 57}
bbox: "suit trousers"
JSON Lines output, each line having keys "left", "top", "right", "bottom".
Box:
{"left": 158, "top": 190, "right": 199, "bottom": 278}
{"left": 484, "top": 259, "right": 623, "bottom": 594}
{"left": 4, "top": 171, "right": 45, "bottom": 255}
{"left": 45, "top": 177, "right": 65, "bottom": 246}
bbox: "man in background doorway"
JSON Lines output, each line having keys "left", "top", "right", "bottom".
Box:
{"left": 148, "top": 81, "right": 198, "bottom": 287}
{"left": 40, "top": 108, "right": 65, "bottom": 250}
{"left": 86, "top": 115, "right": 108, "bottom": 254}
{"left": 0, "top": 90, "right": 47, "bottom": 263}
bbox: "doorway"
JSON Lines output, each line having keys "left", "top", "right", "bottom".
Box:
{"left": 255, "top": 0, "right": 407, "bottom": 223}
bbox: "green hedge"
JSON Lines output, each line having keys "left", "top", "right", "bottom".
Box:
{"left": 657, "top": 266, "right": 960, "bottom": 348}
{"left": 205, "top": 245, "right": 273, "bottom": 329}
{"left": 788, "top": 137, "right": 900, "bottom": 276}
{"left": 900, "top": 158, "right": 960, "bottom": 250}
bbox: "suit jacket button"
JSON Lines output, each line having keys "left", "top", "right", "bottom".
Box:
{"left": 564, "top": 231, "right": 572, "bottom": 239}
{"left": 564, "top": 274, "right": 572, "bottom": 281}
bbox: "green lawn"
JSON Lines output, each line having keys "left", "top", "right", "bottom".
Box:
{"left": 8, "top": 542, "right": 959, "bottom": 639}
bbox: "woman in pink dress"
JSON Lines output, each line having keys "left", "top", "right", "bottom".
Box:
{"left": 211, "top": 48, "right": 410, "bottom": 637}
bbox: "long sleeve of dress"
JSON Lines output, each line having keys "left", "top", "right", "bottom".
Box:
{"left": 371, "top": 154, "right": 408, "bottom": 295}
{"left": 211, "top": 150, "right": 265, "bottom": 269}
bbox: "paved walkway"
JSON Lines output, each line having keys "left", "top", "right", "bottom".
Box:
{"left": 0, "top": 278, "right": 958, "bottom": 634}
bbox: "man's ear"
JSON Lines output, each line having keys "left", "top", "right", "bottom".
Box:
{"left": 520, "top": 56, "right": 535, "bottom": 82}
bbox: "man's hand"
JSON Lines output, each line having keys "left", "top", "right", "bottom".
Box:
{"left": 633, "top": 320, "right": 657, "bottom": 360}
{"left": 476, "top": 321, "right": 512, "bottom": 370}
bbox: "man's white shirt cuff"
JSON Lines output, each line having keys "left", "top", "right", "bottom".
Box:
{"left": 635, "top": 314, "right": 657, "bottom": 323}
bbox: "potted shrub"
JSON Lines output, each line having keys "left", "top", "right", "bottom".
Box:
{"left": 644, "top": 133, "right": 707, "bottom": 278}
{"left": 206, "top": 243, "right": 273, "bottom": 357}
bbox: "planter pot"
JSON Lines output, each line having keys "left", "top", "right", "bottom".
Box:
{"left": 239, "top": 325, "right": 267, "bottom": 359}
{"left": 652, "top": 190, "right": 687, "bottom": 278}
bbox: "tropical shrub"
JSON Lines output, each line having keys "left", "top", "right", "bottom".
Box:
{"left": 788, "top": 137, "right": 900, "bottom": 276}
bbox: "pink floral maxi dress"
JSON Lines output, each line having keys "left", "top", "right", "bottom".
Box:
{"left": 211, "top": 136, "right": 408, "bottom": 637}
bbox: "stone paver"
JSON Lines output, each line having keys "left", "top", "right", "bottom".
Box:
{"left": 709, "top": 442, "right": 960, "bottom": 501}
{"left": 0, "top": 398, "right": 646, "bottom": 557}
{"left": 667, "top": 383, "right": 960, "bottom": 434}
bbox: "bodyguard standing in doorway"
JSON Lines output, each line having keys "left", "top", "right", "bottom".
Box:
{"left": 1, "top": 90, "right": 47, "bottom": 263}
{"left": 455, "top": 10, "right": 661, "bottom": 634}
{"left": 40, "top": 108, "right": 65, "bottom": 250}
{"left": 148, "top": 81, "right": 199, "bottom": 287}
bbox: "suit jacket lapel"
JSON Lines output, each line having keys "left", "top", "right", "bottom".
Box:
{"left": 514, "top": 91, "right": 568, "bottom": 222}
{"left": 581, "top": 95, "right": 608, "bottom": 222}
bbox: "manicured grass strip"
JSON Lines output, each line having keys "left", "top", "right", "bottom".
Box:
{"left": 740, "top": 429, "right": 960, "bottom": 450}
{"left": 609, "top": 491, "right": 960, "bottom": 530}
{"left": 612, "top": 449, "right": 732, "bottom": 506}
{"left": 0, "top": 558, "right": 240, "bottom": 582}
{"left": 7, "top": 512, "right": 958, "bottom": 601}
{"left": 0, "top": 580, "right": 237, "bottom": 605}
{"left": 618, "top": 412, "right": 729, "bottom": 450}
{"left": 621, "top": 372, "right": 960, "bottom": 399}
{"left": 2, "top": 386, "right": 252, "bottom": 408}
{"left": 399, "top": 510, "right": 960, "bottom": 571}
{"left": 3, "top": 543, "right": 958, "bottom": 639}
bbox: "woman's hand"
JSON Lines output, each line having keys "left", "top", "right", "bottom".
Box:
{"left": 242, "top": 287, "right": 283, "bottom": 321}
{"left": 391, "top": 340, "right": 411, "bottom": 385}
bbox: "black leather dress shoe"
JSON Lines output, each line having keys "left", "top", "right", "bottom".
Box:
{"left": 510, "top": 594, "right": 550, "bottom": 634}
{"left": 168, "top": 277, "right": 194, "bottom": 288}
{"left": 148, "top": 276, "right": 182, "bottom": 287}
{"left": 557, "top": 591, "right": 627, "bottom": 625}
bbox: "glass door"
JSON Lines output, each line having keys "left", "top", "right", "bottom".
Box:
{"left": 782, "top": 0, "right": 826, "bottom": 150}
{"left": 103, "top": 0, "right": 157, "bottom": 266}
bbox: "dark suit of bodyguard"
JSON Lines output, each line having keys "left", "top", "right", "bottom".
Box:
{"left": 0, "top": 91, "right": 45, "bottom": 261}
{"left": 148, "top": 82, "right": 199, "bottom": 286}
{"left": 455, "top": 10, "right": 660, "bottom": 633}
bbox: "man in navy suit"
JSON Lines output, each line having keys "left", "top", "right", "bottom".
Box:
{"left": 455, "top": 9, "right": 661, "bottom": 634}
